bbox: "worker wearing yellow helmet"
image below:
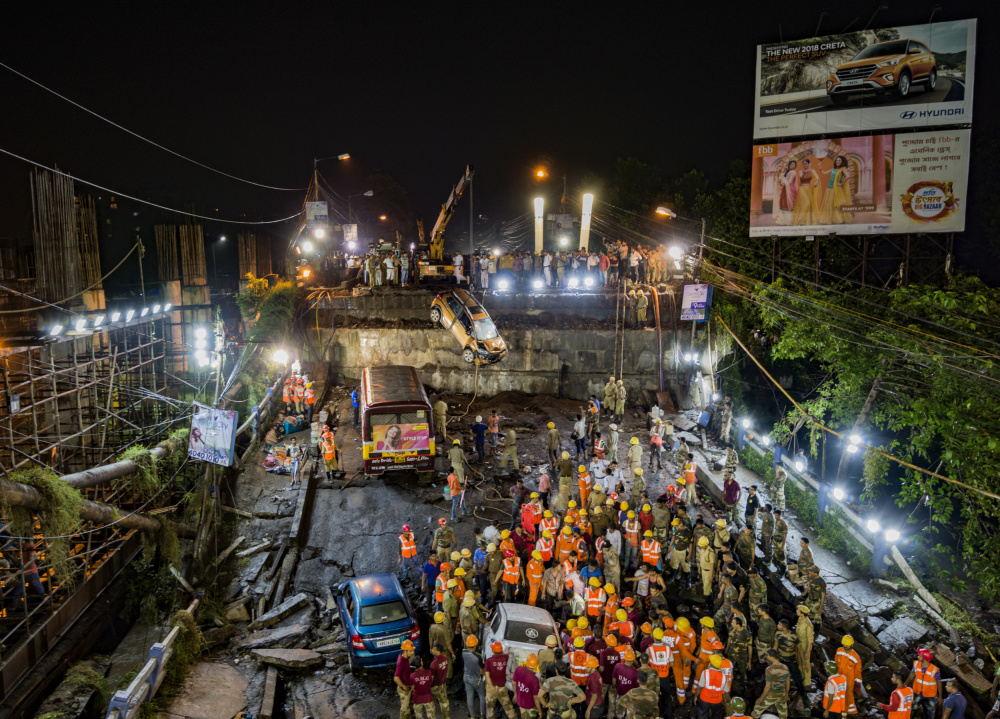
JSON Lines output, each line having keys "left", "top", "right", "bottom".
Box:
{"left": 603, "top": 376, "right": 617, "bottom": 419}
{"left": 613, "top": 378, "right": 626, "bottom": 423}
{"left": 623, "top": 508, "right": 641, "bottom": 569}
{"left": 669, "top": 513, "right": 694, "bottom": 576}
{"left": 546, "top": 421, "right": 561, "bottom": 465}
{"left": 577, "top": 463, "right": 593, "bottom": 508}
{"left": 627, "top": 434, "right": 643, "bottom": 478}
{"left": 698, "top": 534, "right": 717, "bottom": 598}
{"left": 556, "top": 449, "right": 575, "bottom": 498}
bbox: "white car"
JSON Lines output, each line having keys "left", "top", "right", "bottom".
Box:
{"left": 481, "top": 603, "right": 560, "bottom": 690}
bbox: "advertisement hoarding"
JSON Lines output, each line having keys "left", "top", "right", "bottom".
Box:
{"left": 753, "top": 20, "right": 976, "bottom": 139}
{"left": 305, "top": 202, "right": 328, "bottom": 223}
{"left": 681, "top": 284, "right": 712, "bottom": 321}
{"left": 371, "top": 422, "right": 430, "bottom": 454}
{"left": 343, "top": 223, "right": 358, "bottom": 246}
{"left": 188, "top": 404, "right": 239, "bottom": 467}
{"left": 750, "top": 130, "right": 969, "bottom": 237}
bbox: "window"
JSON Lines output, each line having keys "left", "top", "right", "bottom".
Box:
{"left": 344, "top": 590, "right": 355, "bottom": 621}
{"left": 446, "top": 296, "right": 463, "bottom": 317}
{"left": 474, "top": 318, "right": 499, "bottom": 340}
{"left": 360, "top": 600, "right": 409, "bottom": 626}
{"left": 491, "top": 613, "right": 503, "bottom": 635}
{"left": 852, "top": 40, "right": 908, "bottom": 60}
{"left": 504, "top": 620, "right": 553, "bottom": 646}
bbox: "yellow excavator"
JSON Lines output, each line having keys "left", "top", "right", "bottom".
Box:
{"left": 417, "top": 165, "right": 474, "bottom": 277}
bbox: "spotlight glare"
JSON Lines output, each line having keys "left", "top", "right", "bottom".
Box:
{"left": 152, "top": 304, "right": 161, "bottom": 313}
{"left": 111, "top": 312, "right": 121, "bottom": 321}
{"left": 73, "top": 320, "right": 86, "bottom": 333}
{"left": 568, "top": 277, "right": 579, "bottom": 288}
{"left": 849, "top": 434, "right": 862, "bottom": 444}
{"left": 125, "top": 310, "right": 135, "bottom": 321}
{"left": 302, "top": 241, "right": 314, "bottom": 253}
{"left": 195, "top": 338, "right": 208, "bottom": 350}
{"left": 833, "top": 487, "right": 845, "bottom": 501}
{"left": 93, "top": 314, "right": 105, "bottom": 327}
{"left": 668, "top": 246, "right": 683, "bottom": 260}
{"left": 532, "top": 280, "right": 543, "bottom": 289}
{"left": 762, "top": 435, "right": 771, "bottom": 446}
{"left": 584, "top": 277, "right": 594, "bottom": 288}
{"left": 498, "top": 280, "right": 508, "bottom": 290}
{"left": 742, "top": 418, "right": 751, "bottom": 429}
{"left": 866, "top": 518, "right": 881, "bottom": 533}
{"left": 313, "top": 228, "right": 325, "bottom": 239}
{"left": 272, "top": 349, "right": 289, "bottom": 365}
{"left": 163, "top": 304, "right": 172, "bottom": 311}
{"left": 846, "top": 444, "right": 859, "bottom": 454}
{"left": 194, "top": 327, "right": 208, "bottom": 340}
{"left": 50, "top": 324, "right": 64, "bottom": 336}
{"left": 885, "top": 529, "right": 901, "bottom": 542}
{"left": 140, "top": 307, "right": 149, "bottom": 317}
{"left": 712, "top": 393, "right": 720, "bottom": 401}
{"left": 794, "top": 461, "right": 804, "bottom": 472}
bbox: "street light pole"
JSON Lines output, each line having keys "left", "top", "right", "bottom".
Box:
{"left": 469, "top": 176, "right": 474, "bottom": 255}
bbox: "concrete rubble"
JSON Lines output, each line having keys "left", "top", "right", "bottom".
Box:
{"left": 251, "top": 648, "right": 323, "bottom": 669}
{"left": 237, "top": 623, "right": 312, "bottom": 650}
{"left": 248, "top": 592, "right": 310, "bottom": 630}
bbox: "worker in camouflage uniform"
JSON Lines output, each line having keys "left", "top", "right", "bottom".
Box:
{"left": 726, "top": 614, "right": 753, "bottom": 693}
{"left": 433, "top": 519, "right": 456, "bottom": 562}
{"left": 772, "top": 510, "right": 788, "bottom": 574}
{"left": 796, "top": 537, "right": 817, "bottom": 577}
{"left": 604, "top": 377, "right": 617, "bottom": 418}
{"left": 803, "top": 566, "right": 827, "bottom": 626}
{"left": 759, "top": 504, "right": 775, "bottom": 565}
{"left": 734, "top": 526, "right": 755, "bottom": 570}
{"left": 540, "top": 664, "right": 586, "bottom": 719}
{"left": 668, "top": 518, "right": 693, "bottom": 582}
{"left": 747, "top": 568, "right": 768, "bottom": 616}
{"left": 626, "top": 290, "right": 638, "bottom": 329}
{"left": 752, "top": 651, "right": 790, "bottom": 719}
{"left": 795, "top": 605, "right": 814, "bottom": 689}
{"left": 775, "top": 619, "right": 808, "bottom": 697}
{"left": 755, "top": 605, "right": 777, "bottom": 669}
{"left": 652, "top": 497, "right": 671, "bottom": 544}
{"left": 772, "top": 465, "right": 787, "bottom": 512}
{"left": 720, "top": 399, "right": 733, "bottom": 443}
{"left": 726, "top": 444, "right": 739, "bottom": 472}
{"left": 714, "top": 573, "right": 738, "bottom": 627}
{"left": 617, "top": 670, "right": 661, "bottom": 719}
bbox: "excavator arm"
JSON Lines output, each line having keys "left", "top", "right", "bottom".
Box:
{"left": 428, "top": 165, "right": 474, "bottom": 261}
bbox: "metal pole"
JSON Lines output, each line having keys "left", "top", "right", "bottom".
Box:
{"left": 469, "top": 177, "right": 474, "bottom": 255}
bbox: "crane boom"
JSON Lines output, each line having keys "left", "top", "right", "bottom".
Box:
{"left": 427, "top": 165, "right": 474, "bottom": 260}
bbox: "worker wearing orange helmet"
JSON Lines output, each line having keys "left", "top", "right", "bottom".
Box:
{"left": 578, "top": 465, "right": 593, "bottom": 508}
{"left": 512, "top": 654, "right": 543, "bottom": 718}
{"left": 495, "top": 549, "right": 523, "bottom": 603}
{"left": 674, "top": 616, "right": 698, "bottom": 705}
{"left": 395, "top": 639, "right": 417, "bottom": 719}
{"left": 484, "top": 640, "right": 516, "bottom": 719}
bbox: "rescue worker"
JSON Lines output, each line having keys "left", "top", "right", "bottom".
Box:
{"left": 674, "top": 616, "right": 698, "bottom": 707}
{"left": 546, "top": 422, "right": 562, "bottom": 465}
{"left": 449, "top": 439, "right": 467, "bottom": 484}
{"left": 906, "top": 648, "right": 942, "bottom": 719}
{"left": 647, "top": 627, "right": 675, "bottom": 719}
{"left": 618, "top": 671, "right": 661, "bottom": 719}
{"left": 804, "top": 566, "right": 827, "bottom": 626}
{"left": 604, "top": 376, "right": 617, "bottom": 417}
{"left": 398, "top": 524, "right": 418, "bottom": 582}
{"left": 282, "top": 379, "right": 292, "bottom": 414}
{"left": 880, "top": 673, "right": 914, "bottom": 719}
{"left": 683, "top": 454, "right": 698, "bottom": 505}
{"left": 729, "top": 697, "right": 750, "bottom": 719}
{"left": 636, "top": 290, "right": 648, "bottom": 326}
{"left": 433, "top": 518, "right": 455, "bottom": 562}
{"left": 726, "top": 615, "right": 752, "bottom": 693}
{"left": 499, "top": 426, "right": 519, "bottom": 472}
{"left": 484, "top": 641, "right": 516, "bottom": 719}
{"left": 526, "top": 550, "right": 545, "bottom": 607}
{"left": 668, "top": 518, "right": 694, "bottom": 582}
{"left": 695, "top": 653, "right": 729, "bottom": 719}
{"left": 698, "top": 536, "right": 717, "bottom": 597}
{"left": 775, "top": 620, "right": 807, "bottom": 697}
{"left": 395, "top": 639, "right": 417, "bottom": 719}
{"left": 429, "top": 613, "right": 455, "bottom": 679}
{"left": 557, "top": 451, "right": 576, "bottom": 501}
{"left": 772, "top": 510, "right": 789, "bottom": 574}
{"left": 623, "top": 510, "right": 641, "bottom": 569}
{"left": 570, "top": 637, "right": 591, "bottom": 687}
{"left": 614, "top": 381, "right": 627, "bottom": 424}
{"left": 321, "top": 431, "right": 338, "bottom": 478}
{"left": 627, "top": 437, "right": 643, "bottom": 476}
{"left": 430, "top": 642, "right": 452, "bottom": 719}
{"left": 578, "top": 465, "right": 593, "bottom": 508}
{"left": 442, "top": 578, "right": 459, "bottom": 633}
{"left": 640, "top": 530, "right": 661, "bottom": 570}
{"left": 294, "top": 378, "right": 305, "bottom": 413}
{"left": 608, "top": 423, "right": 620, "bottom": 465}
{"left": 795, "top": 604, "right": 814, "bottom": 689}
{"left": 585, "top": 577, "right": 607, "bottom": 625}
{"left": 772, "top": 465, "right": 787, "bottom": 512}
{"left": 759, "top": 504, "right": 775, "bottom": 565}
{"left": 752, "top": 651, "right": 790, "bottom": 719}
{"left": 496, "top": 549, "right": 523, "bottom": 602}
{"left": 837, "top": 635, "right": 862, "bottom": 714}
{"left": 824, "top": 660, "right": 849, "bottom": 719}
{"left": 304, "top": 382, "right": 315, "bottom": 423}
{"left": 434, "top": 398, "right": 449, "bottom": 442}
{"left": 631, "top": 466, "right": 645, "bottom": 507}
{"left": 459, "top": 594, "right": 480, "bottom": 646}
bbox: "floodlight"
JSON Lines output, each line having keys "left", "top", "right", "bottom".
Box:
{"left": 794, "top": 461, "right": 804, "bottom": 472}
{"left": 533, "top": 280, "right": 543, "bottom": 289}
{"left": 498, "top": 280, "right": 508, "bottom": 290}
{"left": 195, "top": 327, "right": 208, "bottom": 340}
{"left": 314, "top": 228, "right": 326, "bottom": 239}
{"left": 112, "top": 312, "right": 121, "bottom": 322}
{"left": 93, "top": 315, "right": 105, "bottom": 327}
{"left": 866, "top": 519, "right": 881, "bottom": 533}
{"left": 273, "top": 349, "right": 289, "bottom": 365}
{"left": 140, "top": 307, "right": 149, "bottom": 317}
{"left": 126, "top": 310, "right": 135, "bottom": 321}
{"left": 742, "top": 418, "right": 751, "bottom": 429}
{"left": 584, "top": 277, "right": 594, "bottom": 288}
{"left": 302, "top": 241, "right": 314, "bottom": 253}
{"left": 833, "top": 487, "right": 845, "bottom": 501}
{"left": 885, "top": 529, "right": 901, "bottom": 542}
{"left": 568, "top": 277, "right": 579, "bottom": 288}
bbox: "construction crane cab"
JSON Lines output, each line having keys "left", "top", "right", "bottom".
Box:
{"left": 419, "top": 165, "right": 474, "bottom": 278}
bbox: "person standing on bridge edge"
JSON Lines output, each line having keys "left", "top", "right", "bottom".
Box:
{"left": 304, "top": 382, "right": 315, "bottom": 424}
{"left": 351, "top": 386, "right": 360, "bottom": 429}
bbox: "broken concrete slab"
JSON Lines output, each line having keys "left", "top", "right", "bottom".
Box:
{"left": 248, "top": 592, "right": 310, "bottom": 630}
{"left": 877, "top": 616, "right": 929, "bottom": 653}
{"left": 161, "top": 661, "right": 248, "bottom": 719}
{"left": 237, "top": 537, "right": 273, "bottom": 557}
{"left": 823, "top": 593, "right": 861, "bottom": 630}
{"left": 260, "top": 665, "right": 279, "bottom": 719}
{"left": 238, "top": 623, "right": 312, "bottom": 650}
{"left": 251, "top": 647, "right": 323, "bottom": 669}
{"left": 226, "top": 603, "right": 251, "bottom": 622}
{"left": 866, "top": 616, "right": 888, "bottom": 635}
{"left": 202, "top": 625, "right": 239, "bottom": 648}
{"left": 33, "top": 654, "right": 112, "bottom": 719}
{"left": 931, "top": 643, "right": 993, "bottom": 697}
{"left": 239, "top": 551, "right": 270, "bottom": 583}
{"left": 838, "top": 579, "right": 903, "bottom": 616}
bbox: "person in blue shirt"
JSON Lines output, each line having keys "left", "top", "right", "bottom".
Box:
{"left": 942, "top": 679, "right": 967, "bottom": 719}
{"left": 351, "top": 387, "right": 360, "bottom": 428}
{"left": 471, "top": 416, "right": 488, "bottom": 463}
{"left": 473, "top": 540, "right": 489, "bottom": 598}
{"left": 421, "top": 554, "right": 441, "bottom": 611}
{"left": 579, "top": 558, "right": 604, "bottom": 585}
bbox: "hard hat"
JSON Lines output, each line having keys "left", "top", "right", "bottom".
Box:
{"left": 487, "top": 543, "right": 497, "bottom": 552}
{"left": 322, "top": 425, "right": 330, "bottom": 431}
{"left": 655, "top": 418, "right": 662, "bottom": 424}
{"left": 594, "top": 507, "right": 602, "bottom": 514}
{"left": 610, "top": 424, "right": 618, "bottom": 430}
{"left": 616, "top": 609, "right": 627, "bottom": 621}
{"left": 548, "top": 422, "right": 555, "bottom": 429}
{"left": 438, "top": 518, "right": 447, "bottom": 525}
{"left": 454, "top": 567, "right": 466, "bottom": 576}
{"left": 562, "top": 451, "right": 570, "bottom": 459}
{"left": 466, "top": 635, "right": 479, "bottom": 647}
{"left": 491, "top": 641, "right": 503, "bottom": 653}
{"left": 589, "top": 577, "right": 601, "bottom": 587}
{"left": 543, "top": 510, "right": 553, "bottom": 518}
{"left": 476, "top": 415, "right": 483, "bottom": 422}
{"left": 627, "top": 511, "right": 635, "bottom": 519}
{"left": 671, "top": 518, "right": 680, "bottom": 526}
{"left": 461, "top": 548, "right": 472, "bottom": 558}
{"left": 401, "top": 640, "right": 415, "bottom": 651}
{"left": 434, "top": 611, "right": 445, "bottom": 623}
{"left": 501, "top": 529, "right": 511, "bottom": 538}
{"left": 797, "top": 604, "right": 810, "bottom": 615}
{"left": 617, "top": 380, "right": 623, "bottom": 385}
{"left": 527, "top": 654, "right": 539, "bottom": 669}
{"left": 624, "top": 647, "right": 636, "bottom": 662}
{"left": 842, "top": 636, "right": 854, "bottom": 647}
{"left": 605, "top": 583, "right": 615, "bottom": 594}
{"left": 917, "top": 648, "right": 934, "bottom": 662}
{"left": 542, "top": 531, "right": 552, "bottom": 539}
{"left": 578, "top": 465, "right": 586, "bottom": 473}
{"left": 621, "top": 597, "right": 634, "bottom": 607}
{"left": 545, "top": 635, "right": 558, "bottom": 647}
{"left": 447, "top": 578, "right": 457, "bottom": 588}
{"left": 642, "top": 504, "right": 651, "bottom": 511}
{"left": 610, "top": 376, "right": 615, "bottom": 381}
{"left": 574, "top": 637, "right": 585, "bottom": 648}
{"left": 563, "top": 526, "right": 573, "bottom": 535}
{"left": 709, "top": 654, "right": 723, "bottom": 669}
{"left": 606, "top": 498, "right": 615, "bottom": 506}
{"left": 730, "top": 698, "right": 747, "bottom": 714}
{"left": 653, "top": 628, "right": 664, "bottom": 640}
{"left": 641, "top": 622, "right": 653, "bottom": 633}
{"left": 532, "top": 550, "right": 542, "bottom": 561}
{"left": 716, "top": 519, "right": 727, "bottom": 528}
{"left": 677, "top": 477, "right": 686, "bottom": 485}
{"left": 578, "top": 617, "right": 589, "bottom": 629}
{"left": 401, "top": 524, "right": 411, "bottom": 532}
{"left": 463, "top": 594, "right": 476, "bottom": 607}
{"left": 453, "top": 439, "right": 460, "bottom": 445}
{"left": 629, "top": 290, "right": 636, "bottom": 296}
{"left": 630, "top": 437, "right": 639, "bottom": 445}
{"left": 440, "top": 562, "right": 452, "bottom": 571}
{"left": 712, "top": 640, "right": 724, "bottom": 651}
{"left": 567, "top": 618, "right": 578, "bottom": 630}
{"left": 700, "top": 617, "right": 715, "bottom": 628}
{"left": 663, "top": 617, "right": 675, "bottom": 629}
{"left": 451, "top": 551, "right": 461, "bottom": 561}
{"left": 620, "top": 502, "right": 628, "bottom": 510}
{"left": 634, "top": 467, "right": 643, "bottom": 476}
{"left": 676, "top": 617, "right": 690, "bottom": 631}
{"left": 504, "top": 549, "right": 515, "bottom": 558}
{"left": 643, "top": 530, "right": 653, "bottom": 537}
{"left": 698, "top": 537, "right": 709, "bottom": 547}
{"left": 825, "top": 661, "right": 839, "bottom": 675}
{"left": 568, "top": 500, "right": 577, "bottom": 508}
{"left": 579, "top": 508, "right": 588, "bottom": 516}
{"left": 585, "top": 654, "right": 600, "bottom": 668}
{"left": 530, "top": 492, "right": 539, "bottom": 499}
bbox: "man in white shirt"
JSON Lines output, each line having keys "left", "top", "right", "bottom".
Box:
{"left": 601, "top": 461, "right": 625, "bottom": 494}
{"left": 453, "top": 252, "right": 464, "bottom": 284}
{"left": 605, "top": 525, "right": 622, "bottom": 558}
{"left": 543, "top": 253, "right": 552, "bottom": 286}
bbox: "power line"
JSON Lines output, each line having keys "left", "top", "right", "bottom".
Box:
{"left": 0, "top": 60, "right": 307, "bottom": 192}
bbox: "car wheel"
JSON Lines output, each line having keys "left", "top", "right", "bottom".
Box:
{"left": 430, "top": 307, "right": 442, "bottom": 324}
{"left": 926, "top": 68, "right": 937, "bottom": 91}
{"left": 896, "top": 71, "right": 911, "bottom": 98}
{"left": 463, "top": 347, "right": 476, "bottom": 364}
{"left": 829, "top": 93, "right": 848, "bottom": 106}
{"left": 348, "top": 651, "right": 361, "bottom": 677}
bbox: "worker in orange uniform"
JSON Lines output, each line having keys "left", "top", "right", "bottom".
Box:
{"left": 683, "top": 454, "right": 698, "bottom": 505}
{"left": 304, "top": 382, "right": 315, "bottom": 423}
{"left": 398, "top": 524, "right": 418, "bottom": 582}
{"left": 674, "top": 616, "right": 698, "bottom": 706}
{"left": 282, "top": 379, "right": 293, "bottom": 413}
{"left": 577, "top": 508, "right": 592, "bottom": 539}
{"left": 836, "top": 636, "right": 862, "bottom": 714}
{"left": 540, "top": 510, "right": 559, "bottom": 537}
{"left": 575, "top": 617, "right": 594, "bottom": 643}
{"left": 499, "top": 529, "right": 516, "bottom": 556}
{"left": 570, "top": 637, "right": 592, "bottom": 686}
{"left": 906, "top": 648, "right": 942, "bottom": 719}
{"left": 434, "top": 562, "right": 451, "bottom": 612}
{"left": 647, "top": 627, "right": 675, "bottom": 719}
{"left": 566, "top": 500, "right": 581, "bottom": 525}
{"left": 603, "top": 584, "right": 619, "bottom": 631}
{"left": 495, "top": 549, "right": 523, "bottom": 603}
{"left": 536, "top": 530, "right": 554, "bottom": 563}
{"left": 294, "top": 377, "right": 305, "bottom": 413}
{"left": 612, "top": 609, "right": 635, "bottom": 644}
{"left": 623, "top": 511, "right": 641, "bottom": 569}
{"left": 526, "top": 550, "right": 545, "bottom": 606}
{"left": 452, "top": 567, "right": 467, "bottom": 602}
{"left": 556, "top": 526, "right": 576, "bottom": 563}
{"left": 696, "top": 653, "right": 729, "bottom": 719}
{"left": 322, "top": 433, "right": 338, "bottom": 479}
{"left": 823, "top": 660, "right": 849, "bottom": 719}
{"left": 880, "top": 672, "right": 914, "bottom": 719}
{"left": 578, "top": 465, "right": 593, "bottom": 508}
{"left": 641, "top": 530, "right": 661, "bottom": 569}
{"left": 585, "top": 577, "right": 607, "bottom": 623}
{"left": 693, "top": 617, "right": 720, "bottom": 689}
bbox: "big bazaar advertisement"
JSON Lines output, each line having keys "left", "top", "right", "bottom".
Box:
{"left": 753, "top": 20, "right": 976, "bottom": 139}
{"left": 749, "top": 130, "right": 969, "bottom": 237}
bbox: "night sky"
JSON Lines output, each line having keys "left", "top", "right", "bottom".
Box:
{"left": 1, "top": 2, "right": 996, "bottom": 283}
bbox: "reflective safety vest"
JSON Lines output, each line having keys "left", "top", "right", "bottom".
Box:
{"left": 585, "top": 587, "right": 606, "bottom": 616}
{"left": 603, "top": 597, "right": 619, "bottom": 626}
{"left": 698, "top": 667, "right": 726, "bottom": 704}
{"left": 294, "top": 385, "right": 305, "bottom": 401}
{"left": 594, "top": 536, "right": 607, "bottom": 555}
{"left": 435, "top": 572, "right": 449, "bottom": 602}
{"left": 556, "top": 536, "right": 575, "bottom": 562}
{"left": 889, "top": 687, "right": 914, "bottom": 719}
{"left": 823, "top": 674, "right": 848, "bottom": 714}
{"left": 526, "top": 559, "right": 545, "bottom": 584}
{"left": 561, "top": 558, "right": 577, "bottom": 577}
{"left": 502, "top": 557, "right": 520, "bottom": 584}
{"left": 615, "top": 620, "right": 635, "bottom": 640}
{"left": 577, "top": 520, "right": 592, "bottom": 537}
{"left": 531, "top": 503, "right": 544, "bottom": 523}
{"left": 304, "top": 387, "right": 315, "bottom": 405}
{"left": 282, "top": 385, "right": 291, "bottom": 402}
{"left": 684, "top": 461, "right": 697, "bottom": 484}
{"left": 624, "top": 519, "right": 640, "bottom": 547}
{"left": 399, "top": 533, "right": 416, "bottom": 559}
{"left": 912, "top": 662, "right": 939, "bottom": 697}
{"left": 579, "top": 473, "right": 592, "bottom": 492}
{"left": 520, "top": 504, "right": 536, "bottom": 533}
{"left": 323, "top": 439, "right": 336, "bottom": 461}
{"left": 647, "top": 643, "right": 673, "bottom": 677}
{"left": 836, "top": 647, "right": 860, "bottom": 683}
{"left": 641, "top": 539, "right": 661, "bottom": 565}
{"left": 454, "top": 578, "right": 466, "bottom": 602}
{"left": 569, "top": 650, "right": 590, "bottom": 686}
{"left": 540, "top": 517, "right": 559, "bottom": 536}
{"left": 536, "top": 536, "right": 554, "bottom": 562}
{"left": 699, "top": 629, "right": 719, "bottom": 654}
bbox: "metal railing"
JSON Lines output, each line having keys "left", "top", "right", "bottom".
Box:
{"left": 105, "top": 596, "right": 201, "bottom": 719}
{"left": 235, "top": 372, "right": 286, "bottom": 465}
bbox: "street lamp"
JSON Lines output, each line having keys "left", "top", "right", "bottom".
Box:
{"left": 212, "top": 235, "right": 226, "bottom": 285}
{"left": 313, "top": 228, "right": 326, "bottom": 239}
{"left": 655, "top": 206, "right": 677, "bottom": 218}
{"left": 348, "top": 190, "right": 374, "bottom": 224}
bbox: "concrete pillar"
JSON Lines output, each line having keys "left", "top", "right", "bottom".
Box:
{"left": 162, "top": 281, "right": 184, "bottom": 372}
{"left": 534, "top": 197, "right": 544, "bottom": 253}
{"left": 580, "top": 193, "right": 593, "bottom": 252}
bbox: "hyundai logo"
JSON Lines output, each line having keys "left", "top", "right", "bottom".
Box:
{"left": 900, "top": 111, "right": 916, "bottom": 119}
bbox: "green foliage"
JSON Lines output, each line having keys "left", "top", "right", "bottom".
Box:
{"left": 63, "top": 659, "right": 110, "bottom": 707}
{"left": 248, "top": 281, "right": 298, "bottom": 347}
{"left": 933, "top": 593, "right": 997, "bottom": 644}
{"left": 116, "top": 446, "right": 160, "bottom": 500}
{"left": 123, "top": 556, "right": 176, "bottom": 624}
{"left": 861, "top": 446, "right": 891, "bottom": 505}
{"left": 234, "top": 273, "right": 270, "bottom": 320}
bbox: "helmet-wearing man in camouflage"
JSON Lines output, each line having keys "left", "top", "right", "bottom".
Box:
{"left": 730, "top": 697, "right": 747, "bottom": 714}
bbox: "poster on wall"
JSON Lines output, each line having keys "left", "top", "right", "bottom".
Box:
{"left": 753, "top": 19, "right": 976, "bottom": 139}
{"left": 749, "top": 129, "right": 969, "bottom": 236}
{"left": 680, "top": 284, "right": 712, "bottom": 321}
{"left": 371, "top": 423, "right": 430, "bottom": 454}
{"left": 188, "top": 404, "right": 238, "bottom": 467}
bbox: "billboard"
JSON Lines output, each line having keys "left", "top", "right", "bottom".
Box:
{"left": 750, "top": 130, "right": 969, "bottom": 237}
{"left": 754, "top": 20, "right": 976, "bottom": 139}
{"left": 681, "top": 284, "right": 713, "bottom": 321}
{"left": 372, "top": 422, "right": 430, "bottom": 454}
{"left": 305, "top": 202, "right": 328, "bottom": 223}
{"left": 188, "top": 404, "right": 239, "bottom": 467}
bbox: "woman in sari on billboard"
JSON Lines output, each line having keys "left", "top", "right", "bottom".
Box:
{"left": 791, "top": 158, "right": 821, "bottom": 225}
{"left": 774, "top": 160, "right": 799, "bottom": 225}
{"left": 819, "top": 156, "right": 854, "bottom": 225}
{"left": 377, "top": 424, "right": 405, "bottom": 451}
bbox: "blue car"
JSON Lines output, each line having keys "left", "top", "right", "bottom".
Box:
{"left": 332, "top": 573, "right": 422, "bottom": 673}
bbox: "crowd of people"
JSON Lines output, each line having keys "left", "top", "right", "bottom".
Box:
{"left": 389, "top": 392, "right": 920, "bottom": 719}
